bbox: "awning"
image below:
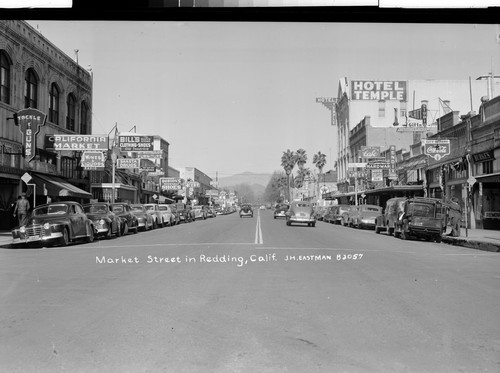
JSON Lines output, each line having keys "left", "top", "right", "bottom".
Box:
{"left": 474, "top": 172, "right": 500, "bottom": 183}
{"left": 30, "top": 173, "right": 92, "bottom": 199}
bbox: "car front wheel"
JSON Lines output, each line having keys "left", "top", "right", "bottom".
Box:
{"left": 59, "top": 228, "right": 69, "bottom": 247}
{"left": 86, "top": 224, "right": 94, "bottom": 243}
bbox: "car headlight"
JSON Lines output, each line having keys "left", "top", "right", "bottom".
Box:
{"left": 43, "top": 223, "right": 51, "bottom": 230}
{"left": 99, "top": 219, "right": 106, "bottom": 225}
{"left": 20, "top": 226, "right": 26, "bottom": 233}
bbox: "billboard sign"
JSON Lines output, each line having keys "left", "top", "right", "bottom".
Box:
{"left": 15, "top": 108, "right": 47, "bottom": 162}
{"left": 366, "top": 161, "right": 391, "bottom": 169}
{"left": 45, "top": 134, "right": 108, "bottom": 151}
{"left": 118, "top": 135, "right": 154, "bottom": 152}
{"left": 371, "top": 169, "right": 383, "bottom": 182}
{"left": 360, "top": 146, "right": 381, "bottom": 159}
{"left": 423, "top": 139, "right": 451, "bottom": 161}
{"left": 81, "top": 151, "right": 105, "bottom": 170}
{"left": 116, "top": 158, "right": 140, "bottom": 169}
{"left": 351, "top": 80, "right": 407, "bottom": 101}
{"left": 135, "top": 150, "right": 163, "bottom": 159}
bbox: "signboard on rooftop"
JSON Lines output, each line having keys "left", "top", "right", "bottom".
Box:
{"left": 351, "top": 80, "right": 407, "bottom": 101}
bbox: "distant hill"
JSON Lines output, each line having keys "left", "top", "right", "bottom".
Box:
{"left": 217, "top": 172, "right": 272, "bottom": 194}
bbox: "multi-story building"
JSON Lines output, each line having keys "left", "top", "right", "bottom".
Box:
{"left": 178, "top": 167, "right": 213, "bottom": 205}
{"left": 0, "top": 20, "right": 93, "bottom": 229}
{"left": 335, "top": 77, "right": 500, "bottom": 188}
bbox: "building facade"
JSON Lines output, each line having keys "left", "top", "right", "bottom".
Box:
{"left": 0, "top": 20, "right": 93, "bottom": 229}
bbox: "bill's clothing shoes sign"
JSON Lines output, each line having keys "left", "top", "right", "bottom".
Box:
{"left": 14, "top": 108, "right": 47, "bottom": 162}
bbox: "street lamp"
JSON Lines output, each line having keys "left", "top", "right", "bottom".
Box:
{"left": 111, "top": 152, "right": 117, "bottom": 203}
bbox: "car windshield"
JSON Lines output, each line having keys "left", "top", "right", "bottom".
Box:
{"left": 360, "top": 206, "right": 381, "bottom": 212}
{"left": 84, "top": 204, "right": 108, "bottom": 214}
{"left": 144, "top": 205, "right": 154, "bottom": 211}
{"left": 131, "top": 206, "right": 144, "bottom": 212}
{"left": 112, "top": 205, "right": 124, "bottom": 213}
{"left": 294, "top": 203, "right": 311, "bottom": 208}
{"left": 34, "top": 204, "right": 68, "bottom": 216}
{"left": 411, "top": 203, "right": 436, "bottom": 217}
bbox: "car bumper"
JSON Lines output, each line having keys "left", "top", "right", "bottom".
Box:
{"left": 12, "top": 231, "right": 63, "bottom": 245}
{"left": 288, "top": 217, "right": 316, "bottom": 223}
{"left": 274, "top": 213, "right": 286, "bottom": 218}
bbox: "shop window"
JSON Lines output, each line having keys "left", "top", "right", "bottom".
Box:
{"left": 0, "top": 51, "right": 12, "bottom": 104}
{"left": 482, "top": 160, "right": 493, "bottom": 174}
{"left": 66, "top": 93, "right": 76, "bottom": 131}
{"left": 378, "top": 100, "right": 386, "bottom": 117}
{"left": 49, "top": 83, "right": 60, "bottom": 125}
{"left": 24, "top": 68, "right": 38, "bottom": 108}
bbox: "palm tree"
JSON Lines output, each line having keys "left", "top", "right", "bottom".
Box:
{"left": 281, "top": 149, "right": 297, "bottom": 202}
{"left": 295, "top": 148, "right": 308, "bottom": 170}
{"left": 313, "top": 151, "right": 327, "bottom": 200}
{"left": 294, "top": 167, "right": 311, "bottom": 193}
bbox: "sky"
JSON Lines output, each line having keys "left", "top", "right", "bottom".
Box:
{"left": 27, "top": 20, "right": 500, "bottom": 179}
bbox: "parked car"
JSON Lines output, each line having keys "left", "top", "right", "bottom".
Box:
{"left": 168, "top": 203, "right": 181, "bottom": 225}
{"left": 285, "top": 201, "right": 316, "bottom": 227}
{"left": 83, "top": 202, "right": 121, "bottom": 239}
{"left": 176, "top": 203, "right": 195, "bottom": 223}
{"left": 11, "top": 201, "right": 95, "bottom": 247}
{"left": 239, "top": 204, "right": 254, "bottom": 218}
{"left": 143, "top": 203, "right": 164, "bottom": 229}
{"left": 274, "top": 204, "right": 289, "bottom": 219}
{"left": 349, "top": 204, "right": 383, "bottom": 229}
{"left": 110, "top": 203, "right": 139, "bottom": 235}
{"left": 206, "top": 206, "right": 217, "bottom": 218}
{"left": 339, "top": 205, "right": 357, "bottom": 226}
{"left": 375, "top": 197, "right": 407, "bottom": 235}
{"left": 323, "top": 205, "right": 339, "bottom": 223}
{"left": 158, "top": 203, "right": 176, "bottom": 226}
{"left": 393, "top": 197, "right": 446, "bottom": 242}
{"left": 192, "top": 205, "right": 208, "bottom": 220}
{"left": 130, "top": 204, "right": 154, "bottom": 231}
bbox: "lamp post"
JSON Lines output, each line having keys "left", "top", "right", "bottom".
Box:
{"left": 111, "top": 152, "right": 117, "bottom": 204}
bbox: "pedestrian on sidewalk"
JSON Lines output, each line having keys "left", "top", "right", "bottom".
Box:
{"left": 13, "top": 193, "right": 30, "bottom": 226}
{"left": 446, "top": 198, "right": 462, "bottom": 237}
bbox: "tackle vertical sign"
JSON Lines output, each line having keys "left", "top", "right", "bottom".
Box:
{"left": 14, "top": 108, "right": 47, "bottom": 162}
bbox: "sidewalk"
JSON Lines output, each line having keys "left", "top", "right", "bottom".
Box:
{"left": 1, "top": 228, "right": 499, "bottom": 251}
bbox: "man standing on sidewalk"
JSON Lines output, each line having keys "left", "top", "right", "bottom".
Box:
{"left": 13, "top": 193, "right": 30, "bottom": 226}
{"left": 446, "top": 198, "right": 462, "bottom": 237}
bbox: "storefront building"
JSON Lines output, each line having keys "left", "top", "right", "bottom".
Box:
{"left": 0, "top": 20, "right": 93, "bottom": 229}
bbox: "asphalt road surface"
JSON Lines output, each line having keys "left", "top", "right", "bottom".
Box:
{"left": 1, "top": 209, "right": 499, "bottom": 373}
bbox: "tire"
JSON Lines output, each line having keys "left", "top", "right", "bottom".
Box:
{"left": 312, "top": 222, "right": 316, "bottom": 227}
{"left": 86, "top": 224, "right": 94, "bottom": 243}
{"left": 122, "top": 222, "right": 129, "bottom": 236}
{"left": 375, "top": 226, "right": 381, "bottom": 234}
{"left": 106, "top": 226, "right": 112, "bottom": 239}
{"left": 435, "top": 236, "right": 442, "bottom": 243}
{"left": 59, "top": 227, "right": 69, "bottom": 247}
{"left": 388, "top": 227, "right": 394, "bottom": 236}
{"left": 153, "top": 219, "right": 158, "bottom": 229}
{"left": 286, "top": 221, "right": 291, "bottom": 226}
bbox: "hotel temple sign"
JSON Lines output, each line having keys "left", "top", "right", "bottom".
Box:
{"left": 14, "top": 108, "right": 47, "bottom": 162}
{"left": 351, "top": 80, "right": 407, "bottom": 101}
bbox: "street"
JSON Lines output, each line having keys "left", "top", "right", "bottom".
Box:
{"left": 1, "top": 209, "right": 499, "bottom": 373}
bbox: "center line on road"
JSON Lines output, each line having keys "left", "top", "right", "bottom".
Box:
{"left": 254, "top": 211, "right": 263, "bottom": 245}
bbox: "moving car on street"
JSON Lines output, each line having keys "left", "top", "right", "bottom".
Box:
{"left": 110, "top": 202, "right": 139, "bottom": 235}
{"left": 11, "top": 201, "right": 95, "bottom": 247}
{"left": 285, "top": 201, "right": 316, "bottom": 227}
{"left": 239, "top": 204, "right": 253, "bottom": 218}
{"left": 274, "top": 203, "right": 289, "bottom": 219}
{"left": 130, "top": 204, "right": 154, "bottom": 231}
{"left": 83, "top": 202, "right": 121, "bottom": 239}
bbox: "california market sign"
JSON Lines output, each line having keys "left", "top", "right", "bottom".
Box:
{"left": 423, "top": 139, "right": 451, "bottom": 161}
{"left": 45, "top": 134, "right": 108, "bottom": 150}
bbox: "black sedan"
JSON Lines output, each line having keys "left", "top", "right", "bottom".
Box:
{"left": 11, "top": 201, "right": 95, "bottom": 247}
{"left": 110, "top": 203, "right": 139, "bottom": 235}
{"left": 83, "top": 202, "right": 121, "bottom": 239}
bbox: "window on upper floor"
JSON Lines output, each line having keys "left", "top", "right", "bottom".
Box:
{"left": 378, "top": 100, "right": 385, "bottom": 117}
{"left": 0, "top": 51, "right": 12, "bottom": 105}
{"left": 482, "top": 160, "right": 493, "bottom": 175}
{"left": 66, "top": 93, "right": 76, "bottom": 131}
{"left": 80, "top": 101, "right": 89, "bottom": 134}
{"left": 400, "top": 100, "right": 407, "bottom": 117}
{"left": 24, "top": 68, "right": 38, "bottom": 108}
{"left": 49, "top": 83, "right": 60, "bottom": 125}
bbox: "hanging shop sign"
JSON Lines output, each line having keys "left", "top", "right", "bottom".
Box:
{"left": 371, "top": 169, "right": 383, "bottom": 182}
{"left": 118, "top": 135, "right": 154, "bottom": 152}
{"left": 360, "top": 146, "right": 381, "bottom": 159}
{"left": 15, "top": 108, "right": 47, "bottom": 162}
{"left": 135, "top": 150, "right": 163, "bottom": 159}
{"left": 351, "top": 80, "right": 407, "bottom": 101}
{"left": 116, "top": 158, "right": 140, "bottom": 169}
{"left": 81, "top": 151, "right": 105, "bottom": 170}
{"left": 159, "top": 178, "right": 181, "bottom": 191}
{"left": 389, "top": 145, "right": 396, "bottom": 170}
{"left": 45, "top": 134, "right": 108, "bottom": 150}
{"left": 185, "top": 181, "right": 200, "bottom": 188}
{"left": 366, "top": 161, "right": 391, "bottom": 169}
{"left": 206, "top": 189, "right": 220, "bottom": 197}
{"left": 423, "top": 139, "right": 451, "bottom": 161}
{"left": 471, "top": 150, "right": 494, "bottom": 163}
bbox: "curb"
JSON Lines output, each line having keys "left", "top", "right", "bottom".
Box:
{"left": 441, "top": 236, "right": 500, "bottom": 253}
